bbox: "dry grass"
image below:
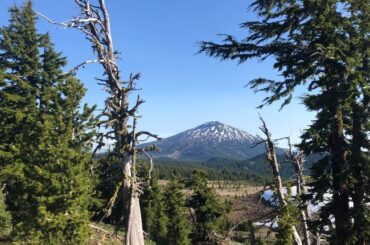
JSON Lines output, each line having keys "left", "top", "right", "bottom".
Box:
{"left": 88, "top": 181, "right": 275, "bottom": 244}
{"left": 88, "top": 223, "right": 123, "bottom": 245}
{"left": 208, "top": 181, "right": 263, "bottom": 198}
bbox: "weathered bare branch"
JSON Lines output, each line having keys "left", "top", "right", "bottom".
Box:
{"left": 258, "top": 116, "right": 303, "bottom": 245}
{"left": 141, "top": 149, "right": 154, "bottom": 183}
{"left": 100, "top": 181, "right": 123, "bottom": 221}
{"left": 285, "top": 137, "right": 312, "bottom": 245}
{"left": 135, "top": 131, "right": 161, "bottom": 141}
{"left": 69, "top": 59, "right": 103, "bottom": 74}
{"left": 38, "top": 2, "right": 155, "bottom": 243}
{"left": 89, "top": 224, "right": 124, "bottom": 240}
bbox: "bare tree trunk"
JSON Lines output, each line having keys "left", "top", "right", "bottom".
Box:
{"left": 286, "top": 139, "right": 311, "bottom": 245}
{"left": 34, "top": 2, "right": 158, "bottom": 244}
{"left": 257, "top": 117, "right": 302, "bottom": 245}
{"left": 126, "top": 196, "right": 145, "bottom": 245}
{"left": 124, "top": 117, "right": 145, "bottom": 245}
{"left": 124, "top": 158, "right": 144, "bottom": 245}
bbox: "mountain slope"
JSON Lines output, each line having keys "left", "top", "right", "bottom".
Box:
{"left": 142, "top": 121, "right": 266, "bottom": 161}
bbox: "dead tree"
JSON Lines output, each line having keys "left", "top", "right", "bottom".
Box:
{"left": 35, "top": 1, "right": 159, "bottom": 244}
{"left": 225, "top": 219, "right": 258, "bottom": 243}
{"left": 255, "top": 116, "right": 303, "bottom": 245}
{"left": 285, "top": 138, "right": 311, "bottom": 245}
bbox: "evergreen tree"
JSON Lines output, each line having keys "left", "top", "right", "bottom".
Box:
{"left": 0, "top": 5, "right": 44, "bottom": 239}
{"left": 345, "top": 2, "right": 370, "bottom": 244}
{"left": 140, "top": 170, "right": 169, "bottom": 244}
{"left": 0, "top": 187, "right": 11, "bottom": 239}
{"left": 163, "top": 179, "right": 191, "bottom": 245}
{"left": 275, "top": 189, "right": 299, "bottom": 245}
{"left": 186, "top": 170, "right": 229, "bottom": 242}
{"left": 200, "top": 0, "right": 369, "bottom": 243}
{"left": 0, "top": 3, "right": 95, "bottom": 244}
{"left": 0, "top": 68, "right": 12, "bottom": 239}
{"left": 0, "top": 2, "right": 40, "bottom": 177}
{"left": 90, "top": 153, "right": 123, "bottom": 224}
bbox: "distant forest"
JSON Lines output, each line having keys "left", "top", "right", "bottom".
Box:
{"left": 144, "top": 154, "right": 323, "bottom": 183}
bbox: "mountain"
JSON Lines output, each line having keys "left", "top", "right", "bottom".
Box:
{"left": 141, "top": 121, "right": 267, "bottom": 161}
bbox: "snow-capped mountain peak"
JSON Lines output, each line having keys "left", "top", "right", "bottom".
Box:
{"left": 183, "top": 121, "right": 257, "bottom": 142}
{"left": 140, "top": 121, "right": 265, "bottom": 161}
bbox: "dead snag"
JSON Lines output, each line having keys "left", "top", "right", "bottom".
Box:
{"left": 285, "top": 138, "right": 311, "bottom": 245}
{"left": 255, "top": 116, "right": 302, "bottom": 245}
{"left": 35, "top": 1, "right": 160, "bottom": 244}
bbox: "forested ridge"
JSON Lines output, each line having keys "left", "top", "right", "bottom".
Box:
{"left": 0, "top": 0, "right": 368, "bottom": 245}
{"left": 94, "top": 155, "right": 271, "bottom": 184}
{"left": 137, "top": 154, "right": 322, "bottom": 182}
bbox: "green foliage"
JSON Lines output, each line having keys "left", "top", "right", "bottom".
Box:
{"left": 90, "top": 153, "right": 123, "bottom": 225}
{"left": 163, "top": 179, "right": 191, "bottom": 245}
{"left": 236, "top": 220, "right": 251, "bottom": 232}
{"left": 275, "top": 188, "right": 299, "bottom": 245}
{"left": 142, "top": 172, "right": 169, "bottom": 244}
{"left": 256, "top": 237, "right": 267, "bottom": 245}
{"left": 0, "top": 2, "right": 95, "bottom": 244}
{"left": 154, "top": 158, "right": 271, "bottom": 184}
{"left": 152, "top": 155, "right": 322, "bottom": 184}
{"left": 348, "top": 152, "right": 370, "bottom": 244}
{"left": 186, "top": 170, "right": 230, "bottom": 242}
{"left": 275, "top": 204, "right": 295, "bottom": 245}
{"left": 214, "top": 212, "right": 231, "bottom": 237}
{"left": 200, "top": 0, "right": 369, "bottom": 243}
{"left": 0, "top": 188, "right": 11, "bottom": 239}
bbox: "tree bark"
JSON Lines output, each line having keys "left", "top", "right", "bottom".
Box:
{"left": 330, "top": 105, "right": 351, "bottom": 243}
{"left": 124, "top": 159, "right": 145, "bottom": 245}
{"left": 258, "top": 117, "right": 302, "bottom": 245}
{"left": 36, "top": 1, "right": 147, "bottom": 243}
{"left": 286, "top": 140, "right": 311, "bottom": 245}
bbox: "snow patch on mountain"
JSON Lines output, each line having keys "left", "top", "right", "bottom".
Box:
{"left": 139, "top": 121, "right": 266, "bottom": 161}
{"left": 182, "top": 121, "right": 257, "bottom": 142}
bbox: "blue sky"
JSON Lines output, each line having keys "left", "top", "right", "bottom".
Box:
{"left": 0, "top": 0, "right": 314, "bottom": 146}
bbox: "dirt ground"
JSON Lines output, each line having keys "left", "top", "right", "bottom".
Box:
{"left": 88, "top": 181, "right": 276, "bottom": 244}
{"left": 210, "top": 182, "right": 277, "bottom": 244}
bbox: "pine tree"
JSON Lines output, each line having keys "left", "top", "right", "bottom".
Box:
{"left": 91, "top": 153, "right": 123, "bottom": 225}
{"left": 163, "top": 179, "right": 191, "bottom": 245}
{"left": 345, "top": 2, "right": 370, "bottom": 244}
{"left": 275, "top": 188, "right": 299, "bottom": 245}
{"left": 186, "top": 170, "right": 228, "bottom": 242}
{"left": 200, "top": 0, "right": 369, "bottom": 243}
{"left": 0, "top": 70, "right": 12, "bottom": 240}
{"left": 0, "top": 3, "right": 95, "bottom": 244}
{"left": 0, "top": 2, "right": 40, "bottom": 179}
{"left": 0, "top": 187, "right": 11, "bottom": 239}
{"left": 140, "top": 170, "right": 169, "bottom": 244}
{"left": 0, "top": 4, "right": 43, "bottom": 239}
